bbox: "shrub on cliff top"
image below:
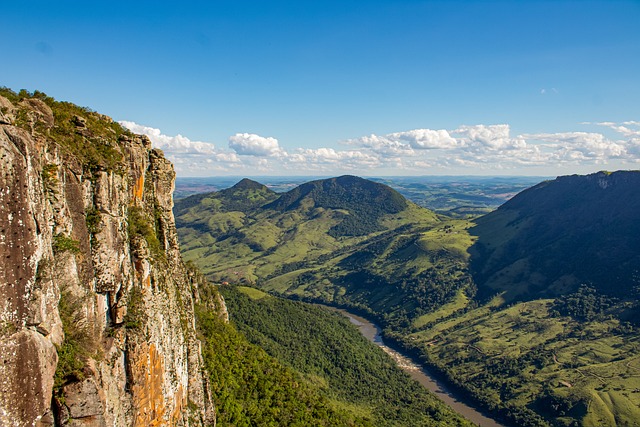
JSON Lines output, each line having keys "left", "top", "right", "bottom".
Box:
{"left": 0, "top": 87, "right": 133, "bottom": 173}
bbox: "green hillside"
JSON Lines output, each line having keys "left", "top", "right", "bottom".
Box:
{"left": 177, "top": 171, "right": 640, "bottom": 426}
{"left": 265, "top": 175, "right": 408, "bottom": 237}
{"left": 407, "top": 171, "right": 640, "bottom": 427}
{"left": 195, "top": 284, "right": 373, "bottom": 426}
{"left": 470, "top": 170, "right": 640, "bottom": 301}
{"left": 175, "top": 176, "right": 474, "bottom": 324}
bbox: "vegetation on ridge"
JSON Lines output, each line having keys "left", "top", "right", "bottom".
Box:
{"left": 469, "top": 170, "right": 640, "bottom": 301}
{"left": 0, "top": 87, "right": 132, "bottom": 172}
{"left": 406, "top": 171, "right": 640, "bottom": 427}
{"left": 175, "top": 175, "right": 468, "bottom": 325}
{"left": 195, "top": 285, "right": 373, "bottom": 426}
{"left": 265, "top": 175, "right": 408, "bottom": 237}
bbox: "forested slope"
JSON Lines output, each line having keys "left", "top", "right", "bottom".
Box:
{"left": 219, "top": 286, "right": 472, "bottom": 427}
{"left": 175, "top": 175, "right": 473, "bottom": 326}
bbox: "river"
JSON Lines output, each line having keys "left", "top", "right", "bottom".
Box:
{"left": 327, "top": 307, "right": 507, "bottom": 427}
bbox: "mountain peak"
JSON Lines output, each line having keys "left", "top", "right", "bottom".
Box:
{"left": 230, "top": 178, "right": 271, "bottom": 192}
{"left": 267, "top": 175, "right": 407, "bottom": 212}
{"left": 265, "top": 176, "right": 409, "bottom": 237}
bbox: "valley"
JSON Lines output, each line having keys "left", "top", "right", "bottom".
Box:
{"left": 176, "top": 171, "right": 640, "bottom": 427}
{"left": 325, "top": 305, "right": 505, "bottom": 427}
{"left": 6, "top": 2, "right": 637, "bottom": 425}
{"left": 2, "top": 87, "right": 637, "bottom": 426}
{"left": 217, "top": 285, "right": 472, "bottom": 426}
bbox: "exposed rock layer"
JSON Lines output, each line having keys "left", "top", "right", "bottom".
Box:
{"left": 0, "top": 92, "right": 215, "bottom": 426}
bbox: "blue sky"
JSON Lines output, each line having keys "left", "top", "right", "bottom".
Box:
{"left": 2, "top": 0, "right": 639, "bottom": 176}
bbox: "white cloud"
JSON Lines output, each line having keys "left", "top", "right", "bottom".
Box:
{"left": 524, "top": 132, "right": 626, "bottom": 160}
{"left": 228, "top": 133, "right": 284, "bottom": 157}
{"left": 347, "top": 128, "right": 456, "bottom": 153}
{"left": 118, "top": 121, "right": 248, "bottom": 175}
{"left": 594, "top": 121, "right": 640, "bottom": 138}
{"left": 388, "top": 129, "right": 457, "bottom": 149}
{"left": 453, "top": 124, "right": 526, "bottom": 150}
{"left": 119, "top": 121, "right": 217, "bottom": 155}
{"left": 348, "top": 134, "right": 414, "bottom": 155}
{"left": 120, "top": 119, "right": 639, "bottom": 176}
{"left": 627, "top": 138, "right": 640, "bottom": 159}
{"left": 344, "top": 123, "right": 631, "bottom": 172}
{"left": 287, "top": 148, "right": 381, "bottom": 171}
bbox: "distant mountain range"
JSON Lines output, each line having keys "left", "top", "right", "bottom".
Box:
{"left": 176, "top": 171, "right": 640, "bottom": 310}
{"left": 174, "top": 175, "right": 545, "bottom": 217}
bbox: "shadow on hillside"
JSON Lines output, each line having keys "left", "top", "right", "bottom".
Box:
{"left": 466, "top": 171, "right": 640, "bottom": 303}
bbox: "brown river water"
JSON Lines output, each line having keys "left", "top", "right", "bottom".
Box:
{"left": 324, "top": 306, "right": 508, "bottom": 427}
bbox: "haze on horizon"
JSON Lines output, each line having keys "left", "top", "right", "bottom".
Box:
{"left": 2, "top": 0, "right": 639, "bottom": 177}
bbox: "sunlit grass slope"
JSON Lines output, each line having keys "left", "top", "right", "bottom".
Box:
{"left": 176, "top": 175, "right": 475, "bottom": 324}
{"left": 407, "top": 297, "right": 640, "bottom": 427}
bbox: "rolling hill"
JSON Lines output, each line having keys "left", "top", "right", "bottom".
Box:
{"left": 175, "top": 175, "right": 474, "bottom": 324}
{"left": 410, "top": 171, "right": 640, "bottom": 427}
{"left": 176, "top": 171, "right": 640, "bottom": 427}
{"left": 264, "top": 175, "right": 408, "bottom": 237}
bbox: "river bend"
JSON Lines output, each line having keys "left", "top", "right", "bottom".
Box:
{"left": 328, "top": 307, "right": 507, "bottom": 427}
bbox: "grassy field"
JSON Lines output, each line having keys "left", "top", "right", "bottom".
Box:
{"left": 407, "top": 298, "right": 640, "bottom": 426}
{"left": 237, "top": 286, "right": 268, "bottom": 300}
{"left": 412, "top": 289, "right": 470, "bottom": 329}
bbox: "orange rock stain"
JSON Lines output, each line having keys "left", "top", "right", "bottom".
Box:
{"left": 133, "top": 175, "right": 144, "bottom": 201}
{"left": 132, "top": 343, "right": 167, "bottom": 426}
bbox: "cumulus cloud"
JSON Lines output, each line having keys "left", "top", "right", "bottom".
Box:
{"left": 347, "top": 121, "right": 640, "bottom": 172}
{"left": 594, "top": 121, "right": 640, "bottom": 138}
{"left": 228, "top": 133, "right": 284, "bottom": 157}
{"left": 346, "top": 124, "right": 582, "bottom": 171}
{"left": 120, "top": 119, "right": 639, "bottom": 176}
{"left": 453, "top": 124, "right": 527, "bottom": 150}
{"left": 119, "top": 121, "right": 248, "bottom": 175}
{"left": 388, "top": 129, "right": 457, "bottom": 149}
{"left": 345, "top": 128, "right": 457, "bottom": 156}
{"left": 524, "top": 132, "right": 626, "bottom": 160}
{"left": 346, "top": 134, "right": 414, "bottom": 156}
{"left": 627, "top": 138, "right": 640, "bottom": 159}
{"left": 287, "top": 148, "right": 381, "bottom": 171}
{"left": 119, "top": 121, "right": 217, "bottom": 155}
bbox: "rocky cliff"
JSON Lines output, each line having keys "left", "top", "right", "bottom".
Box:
{"left": 0, "top": 89, "right": 218, "bottom": 426}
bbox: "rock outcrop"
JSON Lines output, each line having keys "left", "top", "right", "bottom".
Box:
{"left": 0, "top": 90, "right": 215, "bottom": 426}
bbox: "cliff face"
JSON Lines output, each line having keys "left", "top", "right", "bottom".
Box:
{"left": 0, "top": 91, "right": 216, "bottom": 426}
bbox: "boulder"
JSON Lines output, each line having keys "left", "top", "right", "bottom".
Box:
{"left": 19, "top": 98, "right": 55, "bottom": 129}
